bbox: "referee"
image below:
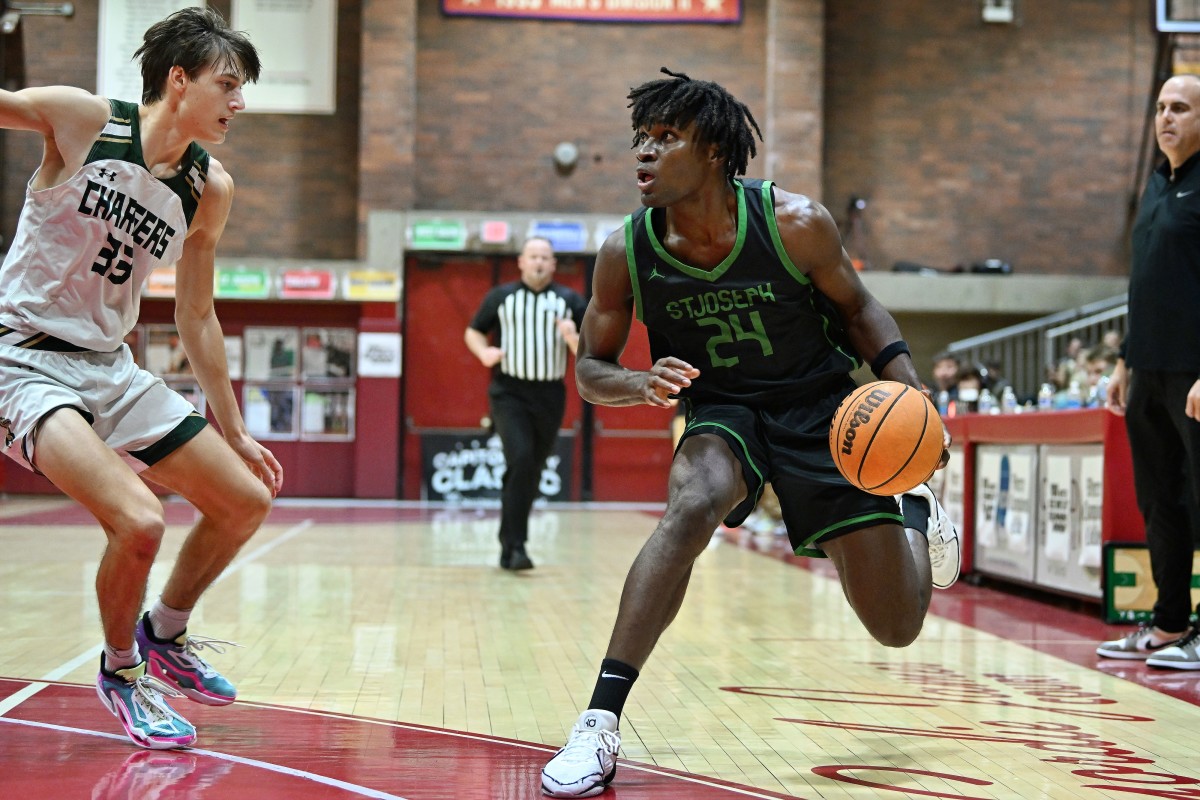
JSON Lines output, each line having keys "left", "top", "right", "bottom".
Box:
{"left": 465, "top": 236, "right": 587, "bottom": 570}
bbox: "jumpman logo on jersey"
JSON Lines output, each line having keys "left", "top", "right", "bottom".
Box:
{"left": 96, "top": 168, "right": 117, "bottom": 181}
{"left": 648, "top": 265, "right": 666, "bottom": 281}
{"left": 0, "top": 417, "right": 13, "bottom": 448}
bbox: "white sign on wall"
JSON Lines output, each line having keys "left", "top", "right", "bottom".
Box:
{"left": 357, "top": 333, "right": 402, "bottom": 378}
{"left": 98, "top": 0, "right": 201, "bottom": 104}
{"left": 232, "top": 0, "right": 337, "bottom": 114}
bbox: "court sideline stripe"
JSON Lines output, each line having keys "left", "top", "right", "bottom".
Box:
{"left": 0, "top": 716, "right": 409, "bottom": 799}
{"left": 227, "top": 701, "right": 800, "bottom": 800}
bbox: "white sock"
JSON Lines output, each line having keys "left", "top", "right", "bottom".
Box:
{"left": 103, "top": 643, "right": 140, "bottom": 673}
{"left": 148, "top": 600, "right": 192, "bottom": 641}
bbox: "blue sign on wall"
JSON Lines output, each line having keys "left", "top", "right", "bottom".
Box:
{"left": 529, "top": 220, "right": 588, "bottom": 254}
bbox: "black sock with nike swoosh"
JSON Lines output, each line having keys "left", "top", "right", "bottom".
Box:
{"left": 587, "top": 658, "right": 639, "bottom": 719}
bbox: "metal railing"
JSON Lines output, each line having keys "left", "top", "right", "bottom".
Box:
{"left": 945, "top": 294, "right": 1127, "bottom": 399}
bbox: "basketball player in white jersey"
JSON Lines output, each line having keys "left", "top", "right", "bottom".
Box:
{"left": 0, "top": 8, "right": 281, "bottom": 749}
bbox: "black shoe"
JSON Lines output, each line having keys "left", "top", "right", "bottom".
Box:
{"left": 505, "top": 546, "right": 534, "bottom": 571}
{"left": 500, "top": 547, "right": 512, "bottom": 569}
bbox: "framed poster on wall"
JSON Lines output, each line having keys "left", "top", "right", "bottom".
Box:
{"left": 243, "top": 384, "right": 298, "bottom": 440}
{"left": 302, "top": 327, "right": 355, "bottom": 380}
{"left": 232, "top": 0, "right": 337, "bottom": 114}
{"left": 301, "top": 388, "right": 354, "bottom": 440}
{"left": 243, "top": 327, "right": 299, "bottom": 381}
{"left": 143, "top": 325, "right": 192, "bottom": 378}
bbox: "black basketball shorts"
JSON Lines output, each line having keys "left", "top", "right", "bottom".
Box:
{"left": 677, "top": 396, "right": 902, "bottom": 557}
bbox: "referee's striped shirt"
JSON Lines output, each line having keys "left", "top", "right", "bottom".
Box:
{"left": 469, "top": 281, "right": 588, "bottom": 382}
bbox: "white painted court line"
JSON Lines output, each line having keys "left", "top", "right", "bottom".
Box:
{"left": 229, "top": 702, "right": 795, "bottom": 800}
{"left": 0, "top": 716, "right": 410, "bottom": 800}
{"left": 0, "top": 686, "right": 793, "bottom": 800}
{"left": 5, "top": 519, "right": 316, "bottom": 696}
{"left": 0, "top": 682, "right": 47, "bottom": 716}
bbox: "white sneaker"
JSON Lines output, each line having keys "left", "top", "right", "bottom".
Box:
{"left": 541, "top": 709, "right": 621, "bottom": 797}
{"left": 1145, "top": 627, "right": 1200, "bottom": 669}
{"left": 1097, "top": 624, "right": 1186, "bottom": 660}
{"left": 898, "top": 483, "right": 961, "bottom": 589}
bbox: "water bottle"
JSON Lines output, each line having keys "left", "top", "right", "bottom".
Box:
{"left": 1094, "top": 375, "right": 1111, "bottom": 408}
{"left": 936, "top": 390, "right": 950, "bottom": 416}
{"left": 977, "top": 387, "right": 995, "bottom": 414}
{"left": 1000, "top": 386, "right": 1017, "bottom": 414}
{"left": 1065, "top": 380, "right": 1083, "bottom": 409}
{"left": 1037, "top": 382, "right": 1055, "bottom": 412}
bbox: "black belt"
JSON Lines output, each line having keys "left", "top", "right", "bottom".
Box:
{"left": 0, "top": 325, "right": 90, "bottom": 352}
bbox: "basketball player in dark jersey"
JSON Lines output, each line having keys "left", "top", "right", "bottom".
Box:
{"left": 542, "top": 69, "right": 960, "bottom": 798}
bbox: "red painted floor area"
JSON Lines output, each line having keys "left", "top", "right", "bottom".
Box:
{"left": 0, "top": 679, "right": 795, "bottom": 800}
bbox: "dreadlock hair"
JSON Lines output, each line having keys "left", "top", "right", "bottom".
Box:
{"left": 627, "top": 68, "right": 763, "bottom": 182}
{"left": 134, "top": 6, "right": 261, "bottom": 105}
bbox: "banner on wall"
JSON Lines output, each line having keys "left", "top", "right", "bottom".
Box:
{"left": 99, "top": 0, "right": 198, "bottom": 103}
{"left": 440, "top": 0, "right": 741, "bottom": 24}
{"left": 232, "top": 0, "right": 337, "bottom": 114}
{"left": 420, "top": 430, "right": 573, "bottom": 502}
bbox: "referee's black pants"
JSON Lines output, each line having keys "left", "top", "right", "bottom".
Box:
{"left": 1125, "top": 368, "right": 1200, "bottom": 632}
{"left": 489, "top": 376, "right": 565, "bottom": 550}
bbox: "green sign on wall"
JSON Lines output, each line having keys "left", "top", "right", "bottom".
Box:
{"left": 410, "top": 219, "right": 468, "bottom": 251}
{"left": 215, "top": 267, "right": 272, "bottom": 299}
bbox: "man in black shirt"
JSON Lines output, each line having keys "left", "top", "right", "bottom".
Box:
{"left": 465, "top": 237, "right": 587, "bottom": 571}
{"left": 540, "top": 69, "right": 959, "bottom": 798}
{"left": 1100, "top": 74, "right": 1200, "bottom": 669}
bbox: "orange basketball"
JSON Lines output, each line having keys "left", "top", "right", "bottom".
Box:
{"left": 829, "top": 380, "right": 944, "bottom": 496}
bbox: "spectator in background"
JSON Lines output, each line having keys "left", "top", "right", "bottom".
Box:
{"left": 1055, "top": 336, "right": 1089, "bottom": 391}
{"left": 1083, "top": 344, "right": 1118, "bottom": 406}
{"left": 931, "top": 351, "right": 960, "bottom": 395}
{"left": 930, "top": 351, "right": 961, "bottom": 411}
{"left": 950, "top": 364, "right": 984, "bottom": 415}
{"left": 1098, "top": 73, "right": 1200, "bottom": 669}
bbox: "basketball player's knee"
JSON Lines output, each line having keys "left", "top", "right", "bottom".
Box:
{"left": 209, "top": 480, "right": 272, "bottom": 539}
{"left": 865, "top": 610, "right": 924, "bottom": 648}
{"left": 670, "top": 490, "right": 724, "bottom": 531}
{"left": 246, "top": 483, "right": 273, "bottom": 527}
{"left": 236, "top": 482, "right": 273, "bottom": 532}
{"left": 110, "top": 508, "right": 167, "bottom": 562}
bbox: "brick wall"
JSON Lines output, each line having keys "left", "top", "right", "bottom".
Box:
{"left": 824, "top": 0, "right": 1154, "bottom": 276}
{"left": 0, "top": 0, "right": 1156, "bottom": 275}
{"left": 409, "top": 0, "right": 775, "bottom": 213}
{"left": 0, "top": 0, "right": 362, "bottom": 261}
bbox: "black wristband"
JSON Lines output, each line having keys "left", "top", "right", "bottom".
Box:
{"left": 871, "top": 340, "right": 911, "bottom": 377}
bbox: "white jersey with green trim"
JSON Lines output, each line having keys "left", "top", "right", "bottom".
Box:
{"left": 0, "top": 99, "right": 207, "bottom": 351}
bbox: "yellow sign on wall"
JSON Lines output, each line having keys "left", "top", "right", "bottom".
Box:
{"left": 344, "top": 270, "right": 400, "bottom": 301}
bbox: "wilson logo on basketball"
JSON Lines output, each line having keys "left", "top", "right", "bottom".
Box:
{"left": 829, "top": 380, "right": 943, "bottom": 496}
{"left": 839, "top": 386, "right": 892, "bottom": 455}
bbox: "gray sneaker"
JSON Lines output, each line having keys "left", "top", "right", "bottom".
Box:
{"left": 1096, "top": 624, "right": 1184, "bottom": 660}
{"left": 1146, "top": 627, "right": 1200, "bottom": 670}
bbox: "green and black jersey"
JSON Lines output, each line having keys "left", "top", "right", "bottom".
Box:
{"left": 626, "top": 178, "right": 859, "bottom": 406}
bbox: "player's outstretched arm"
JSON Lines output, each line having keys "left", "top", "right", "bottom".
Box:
{"left": 576, "top": 230, "right": 698, "bottom": 408}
